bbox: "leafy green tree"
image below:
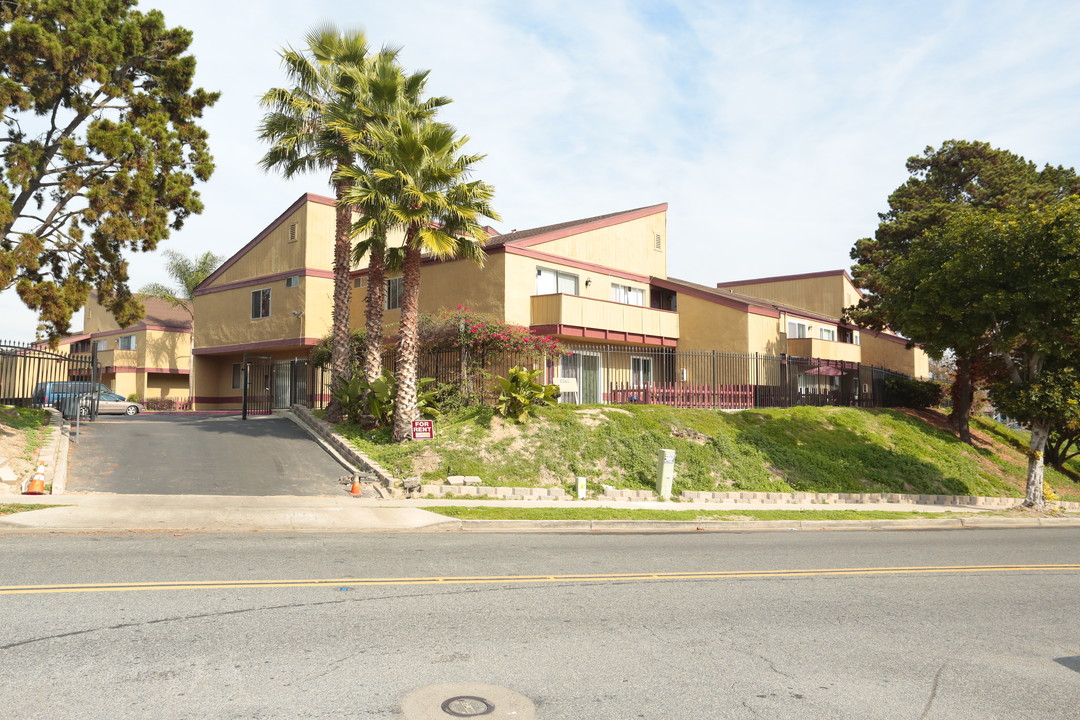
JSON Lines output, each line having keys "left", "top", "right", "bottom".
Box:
{"left": 341, "top": 117, "right": 498, "bottom": 441}
{"left": 259, "top": 24, "right": 377, "bottom": 422}
{"left": 891, "top": 199, "right": 1080, "bottom": 508}
{"left": 0, "top": 0, "right": 217, "bottom": 338}
{"left": 848, "top": 140, "right": 1080, "bottom": 443}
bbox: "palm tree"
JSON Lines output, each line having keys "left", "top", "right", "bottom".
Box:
{"left": 341, "top": 118, "right": 499, "bottom": 441}
{"left": 328, "top": 54, "right": 449, "bottom": 394}
{"left": 139, "top": 249, "right": 223, "bottom": 404}
{"left": 258, "top": 24, "right": 378, "bottom": 422}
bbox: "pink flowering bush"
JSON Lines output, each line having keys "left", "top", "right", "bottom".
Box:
{"left": 419, "top": 306, "right": 565, "bottom": 358}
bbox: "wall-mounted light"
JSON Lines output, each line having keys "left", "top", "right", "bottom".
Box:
{"left": 585, "top": 278, "right": 592, "bottom": 287}
{"left": 292, "top": 310, "right": 304, "bottom": 318}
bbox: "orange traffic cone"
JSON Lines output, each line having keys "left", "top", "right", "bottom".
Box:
{"left": 24, "top": 462, "right": 46, "bottom": 495}
{"left": 348, "top": 477, "right": 362, "bottom": 497}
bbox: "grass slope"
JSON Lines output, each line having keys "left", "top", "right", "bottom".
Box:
{"left": 338, "top": 405, "right": 1080, "bottom": 501}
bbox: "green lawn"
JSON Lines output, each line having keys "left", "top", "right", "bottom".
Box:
{"left": 337, "top": 404, "right": 1080, "bottom": 501}
{"left": 0, "top": 503, "right": 56, "bottom": 516}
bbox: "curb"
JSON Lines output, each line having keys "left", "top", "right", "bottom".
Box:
{"left": 290, "top": 405, "right": 398, "bottom": 486}
{"left": 428, "top": 517, "right": 1080, "bottom": 533}
{"left": 36, "top": 408, "right": 68, "bottom": 495}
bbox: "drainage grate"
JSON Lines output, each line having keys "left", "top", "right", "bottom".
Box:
{"left": 441, "top": 696, "right": 494, "bottom": 717}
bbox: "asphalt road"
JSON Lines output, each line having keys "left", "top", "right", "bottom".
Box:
{"left": 1, "top": 528, "right": 1078, "bottom": 719}
{"left": 66, "top": 414, "right": 351, "bottom": 495}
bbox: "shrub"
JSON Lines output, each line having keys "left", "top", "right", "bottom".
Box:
{"left": 142, "top": 397, "right": 192, "bottom": 411}
{"left": 332, "top": 370, "right": 441, "bottom": 426}
{"left": 884, "top": 376, "right": 945, "bottom": 409}
{"left": 495, "top": 366, "right": 560, "bottom": 423}
{"left": 126, "top": 393, "right": 140, "bottom": 402}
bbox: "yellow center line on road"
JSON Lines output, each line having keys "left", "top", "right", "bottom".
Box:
{"left": 1, "top": 564, "right": 1078, "bottom": 595}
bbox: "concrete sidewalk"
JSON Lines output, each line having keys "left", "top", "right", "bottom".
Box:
{"left": 2, "top": 493, "right": 1078, "bottom": 533}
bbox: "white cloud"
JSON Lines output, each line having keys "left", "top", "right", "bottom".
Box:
{"left": 4, "top": 0, "right": 1080, "bottom": 336}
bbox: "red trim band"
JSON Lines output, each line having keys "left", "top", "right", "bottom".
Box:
{"left": 100, "top": 366, "right": 190, "bottom": 375}
{"left": 196, "top": 192, "right": 336, "bottom": 291}
{"left": 531, "top": 324, "right": 677, "bottom": 347}
{"left": 715, "top": 269, "right": 853, "bottom": 288}
{"left": 194, "top": 268, "right": 335, "bottom": 297}
{"left": 508, "top": 203, "right": 667, "bottom": 249}
{"left": 193, "top": 337, "right": 321, "bottom": 355}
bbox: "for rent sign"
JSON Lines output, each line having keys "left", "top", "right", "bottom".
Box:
{"left": 411, "top": 419, "right": 434, "bottom": 440}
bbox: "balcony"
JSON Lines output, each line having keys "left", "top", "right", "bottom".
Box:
{"left": 787, "top": 337, "right": 862, "bottom": 364}
{"left": 531, "top": 294, "right": 679, "bottom": 346}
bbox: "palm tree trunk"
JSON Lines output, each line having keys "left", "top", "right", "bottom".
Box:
{"left": 1023, "top": 420, "right": 1049, "bottom": 509}
{"left": 392, "top": 235, "right": 422, "bottom": 441}
{"left": 363, "top": 248, "right": 386, "bottom": 385}
{"left": 324, "top": 175, "right": 354, "bottom": 423}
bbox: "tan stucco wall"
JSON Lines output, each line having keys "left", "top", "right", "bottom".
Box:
{"left": 532, "top": 212, "right": 667, "bottom": 279}
{"left": 212, "top": 204, "right": 309, "bottom": 286}
{"left": 860, "top": 333, "right": 931, "bottom": 379}
{"left": 502, "top": 252, "right": 651, "bottom": 327}
{"left": 674, "top": 296, "right": 751, "bottom": 353}
{"left": 349, "top": 254, "right": 506, "bottom": 336}
{"left": 722, "top": 275, "right": 850, "bottom": 319}
{"left": 194, "top": 276, "right": 329, "bottom": 350}
{"left": 747, "top": 313, "right": 783, "bottom": 355}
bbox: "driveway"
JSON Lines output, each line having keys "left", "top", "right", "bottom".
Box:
{"left": 67, "top": 414, "right": 351, "bottom": 495}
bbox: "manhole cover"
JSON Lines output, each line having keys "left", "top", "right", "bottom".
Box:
{"left": 402, "top": 683, "right": 536, "bottom": 719}
{"left": 441, "top": 696, "right": 493, "bottom": 716}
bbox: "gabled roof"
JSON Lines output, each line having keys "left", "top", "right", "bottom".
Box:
{"left": 483, "top": 203, "right": 668, "bottom": 249}
{"left": 138, "top": 296, "right": 192, "bottom": 329}
{"left": 715, "top": 268, "right": 856, "bottom": 289}
{"left": 656, "top": 276, "right": 855, "bottom": 324}
{"left": 195, "top": 192, "right": 336, "bottom": 292}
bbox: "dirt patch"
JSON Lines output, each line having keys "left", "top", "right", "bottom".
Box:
{"left": 670, "top": 424, "right": 711, "bottom": 444}
{"left": 411, "top": 448, "right": 444, "bottom": 475}
{"left": 0, "top": 414, "right": 42, "bottom": 491}
{"left": 574, "top": 409, "right": 609, "bottom": 427}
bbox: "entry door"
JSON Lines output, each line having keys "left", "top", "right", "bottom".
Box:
{"left": 560, "top": 352, "right": 602, "bottom": 404}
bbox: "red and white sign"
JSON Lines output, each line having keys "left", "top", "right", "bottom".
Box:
{"left": 411, "top": 419, "right": 434, "bottom": 440}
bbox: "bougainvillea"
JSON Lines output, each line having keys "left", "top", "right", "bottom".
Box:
{"left": 419, "top": 306, "right": 564, "bottom": 357}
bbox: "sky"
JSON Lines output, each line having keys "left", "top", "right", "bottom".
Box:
{"left": 5, "top": 0, "right": 1080, "bottom": 338}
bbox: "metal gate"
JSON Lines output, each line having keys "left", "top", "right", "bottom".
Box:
{"left": 0, "top": 340, "right": 100, "bottom": 419}
{"left": 241, "top": 354, "right": 272, "bottom": 418}
{"left": 243, "top": 357, "right": 321, "bottom": 418}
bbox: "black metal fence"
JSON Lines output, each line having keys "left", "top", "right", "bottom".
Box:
{"left": 0, "top": 340, "right": 100, "bottom": 417}
{"left": 300, "top": 343, "right": 910, "bottom": 411}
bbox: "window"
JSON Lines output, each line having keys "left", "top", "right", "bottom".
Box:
{"left": 118, "top": 335, "right": 137, "bottom": 351}
{"left": 93, "top": 339, "right": 107, "bottom": 352}
{"left": 251, "top": 288, "right": 271, "bottom": 318}
{"left": 819, "top": 327, "right": 836, "bottom": 341}
{"left": 385, "top": 277, "right": 403, "bottom": 310}
{"left": 285, "top": 276, "right": 300, "bottom": 288}
{"left": 611, "top": 283, "right": 645, "bottom": 306}
{"left": 631, "top": 356, "right": 653, "bottom": 386}
{"left": 353, "top": 276, "right": 364, "bottom": 288}
{"left": 536, "top": 267, "right": 578, "bottom": 295}
{"left": 232, "top": 363, "right": 243, "bottom": 389}
{"left": 787, "top": 321, "right": 807, "bottom": 339}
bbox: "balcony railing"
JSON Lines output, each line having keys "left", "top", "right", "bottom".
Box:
{"left": 787, "top": 337, "right": 861, "bottom": 363}
{"left": 531, "top": 293, "right": 679, "bottom": 341}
